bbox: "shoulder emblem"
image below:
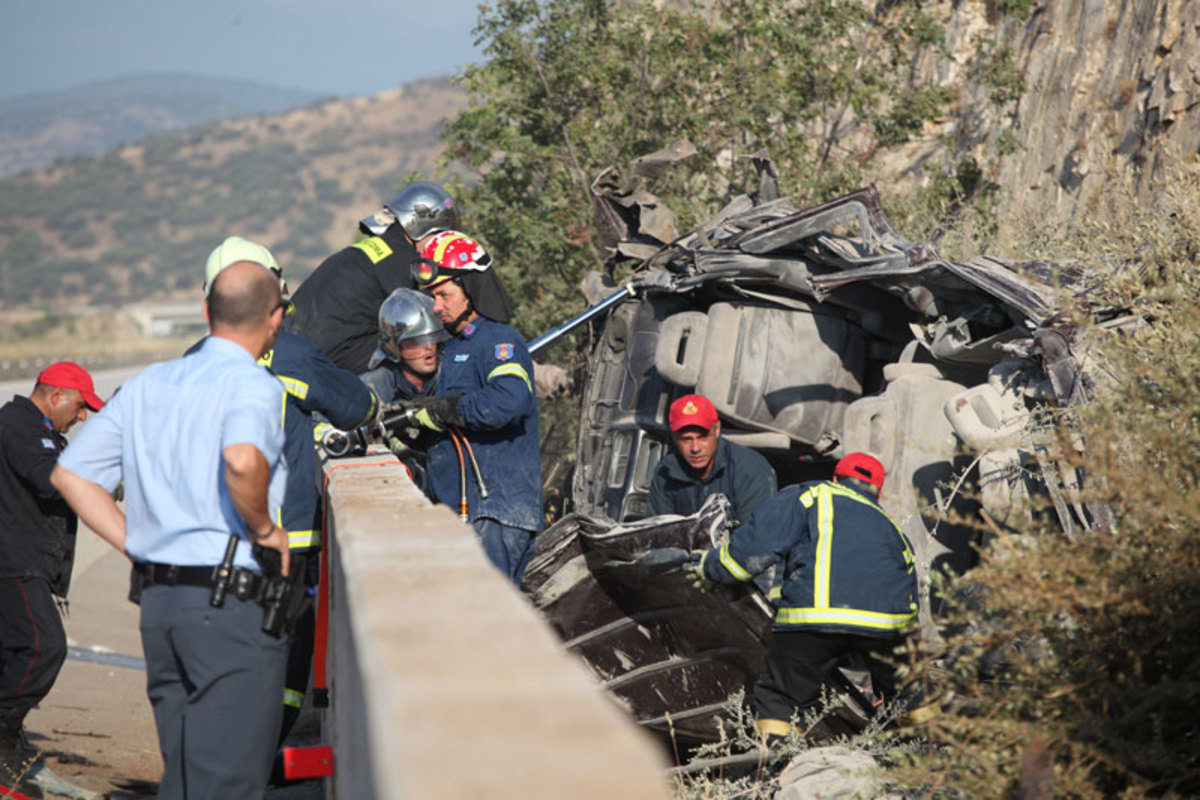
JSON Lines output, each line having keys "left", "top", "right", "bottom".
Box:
{"left": 352, "top": 236, "right": 393, "bottom": 264}
{"left": 494, "top": 343, "right": 514, "bottom": 361}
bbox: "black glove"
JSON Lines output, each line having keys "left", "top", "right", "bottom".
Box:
{"left": 411, "top": 395, "right": 464, "bottom": 432}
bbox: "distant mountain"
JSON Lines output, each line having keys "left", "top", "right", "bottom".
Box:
{"left": 0, "top": 76, "right": 467, "bottom": 310}
{"left": 0, "top": 73, "right": 324, "bottom": 179}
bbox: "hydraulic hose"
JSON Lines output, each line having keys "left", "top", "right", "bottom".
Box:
{"left": 453, "top": 427, "right": 489, "bottom": 499}
{"left": 449, "top": 429, "right": 468, "bottom": 521}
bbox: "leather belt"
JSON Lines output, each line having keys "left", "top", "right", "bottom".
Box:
{"left": 136, "top": 562, "right": 265, "bottom": 599}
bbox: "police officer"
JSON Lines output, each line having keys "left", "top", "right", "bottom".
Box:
{"left": 53, "top": 261, "right": 292, "bottom": 799}
{"left": 287, "top": 182, "right": 459, "bottom": 374}
{"left": 407, "top": 232, "right": 542, "bottom": 584}
{"left": 198, "top": 237, "right": 379, "bottom": 747}
{"left": 647, "top": 393, "right": 777, "bottom": 525}
{"left": 0, "top": 362, "right": 102, "bottom": 793}
{"left": 693, "top": 452, "right": 918, "bottom": 744}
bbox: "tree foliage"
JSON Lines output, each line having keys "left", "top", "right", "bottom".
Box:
{"left": 885, "top": 157, "right": 1200, "bottom": 798}
{"left": 443, "top": 0, "right": 956, "bottom": 340}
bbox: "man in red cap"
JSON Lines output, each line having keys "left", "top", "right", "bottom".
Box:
{"left": 646, "top": 393, "right": 777, "bottom": 525}
{"left": 0, "top": 361, "right": 103, "bottom": 788}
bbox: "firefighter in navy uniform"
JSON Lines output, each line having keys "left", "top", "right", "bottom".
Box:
{"left": 200, "top": 238, "right": 378, "bottom": 746}
{"left": 286, "top": 182, "right": 459, "bottom": 374}
{"left": 406, "top": 232, "right": 542, "bottom": 584}
{"left": 694, "top": 452, "right": 918, "bottom": 744}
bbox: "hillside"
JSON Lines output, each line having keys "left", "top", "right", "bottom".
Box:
{"left": 0, "top": 76, "right": 467, "bottom": 311}
{"left": 0, "top": 73, "right": 322, "bottom": 179}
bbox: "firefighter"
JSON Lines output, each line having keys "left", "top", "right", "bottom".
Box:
{"left": 0, "top": 362, "right": 102, "bottom": 795}
{"left": 360, "top": 288, "right": 446, "bottom": 403}
{"left": 198, "top": 237, "right": 378, "bottom": 749}
{"left": 692, "top": 452, "right": 918, "bottom": 744}
{"left": 647, "top": 393, "right": 777, "bottom": 525}
{"left": 406, "top": 232, "right": 542, "bottom": 584}
{"left": 286, "top": 182, "right": 459, "bottom": 373}
{"left": 358, "top": 288, "right": 448, "bottom": 492}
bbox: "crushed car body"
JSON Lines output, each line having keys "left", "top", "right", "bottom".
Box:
{"left": 521, "top": 152, "right": 1118, "bottom": 746}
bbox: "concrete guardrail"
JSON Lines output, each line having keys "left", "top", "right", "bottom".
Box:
{"left": 320, "top": 447, "right": 671, "bottom": 799}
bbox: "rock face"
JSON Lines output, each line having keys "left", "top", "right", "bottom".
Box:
{"left": 887, "top": 0, "right": 1199, "bottom": 222}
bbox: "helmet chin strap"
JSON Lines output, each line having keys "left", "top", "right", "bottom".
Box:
{"left": 446, "top": 279, "right": 476, "bottom": 334}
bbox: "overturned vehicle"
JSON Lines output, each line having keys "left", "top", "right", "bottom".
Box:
{"left": 520, "top": 155, "right": 1119, "bottom": 748}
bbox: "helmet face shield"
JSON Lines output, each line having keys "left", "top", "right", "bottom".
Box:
{"left": 372, "top": 288, "right": 448, "bottom": 369}
{"left": 412, "top": 256, "right": 491, "bottom": 289}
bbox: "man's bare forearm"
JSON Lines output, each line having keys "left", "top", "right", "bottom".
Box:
{"left": 50, "top": 465, "right": 127, "bottom": 554}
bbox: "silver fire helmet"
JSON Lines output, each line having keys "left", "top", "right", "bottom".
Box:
{"left": 360, "top": 182, "right": 460, "bottom": 240}
{"left": 369, "top": 288, "right": 449, "bottom": 369}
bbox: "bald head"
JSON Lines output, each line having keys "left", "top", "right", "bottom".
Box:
{"left": 207, "top": 261, "right": 281, "bottom": 331}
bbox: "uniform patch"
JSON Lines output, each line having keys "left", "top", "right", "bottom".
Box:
{"left": 463, "top": 322, "right": 476, "bottom": 337}
{"left": 494, "top": 343, "right": 514, "bottom": 361}
{"left": 352, "top": 236, "right": 393, "bottom": 264}
{"left": 454, "top": 354, "right": 470, "bottom": 362}
{"left": 41, "top": 438, "right": 56, "bottom": 450}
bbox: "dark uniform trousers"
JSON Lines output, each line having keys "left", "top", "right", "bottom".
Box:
{"left": 0, "top": 577, "right": 67, "bottom": 717}
{"left": 752, "top": 629, "right": 902, "bottom": 723}
{"left": 140, "top": 585, "right": 287, "bottom": 800}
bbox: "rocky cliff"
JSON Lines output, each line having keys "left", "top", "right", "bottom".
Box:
{"left": 895, "top": 0, "right": 1198, "bottom": 222}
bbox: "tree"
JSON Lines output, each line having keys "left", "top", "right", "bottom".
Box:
{"left": 443, "top": 0, "right": 954, "bottom": 340}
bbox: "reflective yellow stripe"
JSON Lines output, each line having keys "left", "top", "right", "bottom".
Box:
{"left": 431, "top": 232, "right": 470, "bottom": 263}
{"left": 718, "top": 542, "right": 753, "bottom": 582}
{"left": 814, "top": 485, "right": 834, "bottom": 608}
{"left": 313, "top": 422, "right": 332, "bottom": 444}
{"left": 767, "top": 585, "right": 782, "bottom": 600}
{"left": 278, "top": 375, "right": 310, "bottom": 401}
{"left": 288, "top": 530, "right": 320, "bottom": 549}
{"left": 283, "top": 688, "right": 304, "bottom": 709}
{"left": 353, "top": 236, "right": 393, "bottom": 264}
{"left": 798, "top": 488, "right": 816, "bottom": 508}
{"left": 487, "top": 362, "right": 532, "bottom": 394}
{"left": 774, "top": 606, "right": 917, "bottom": 630}
{"left": 355, "top": 392, "right": 379, "bottom": 428}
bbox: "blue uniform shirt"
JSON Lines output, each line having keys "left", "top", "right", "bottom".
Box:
{"left": 647, "top": 437, "right": 777, "bottom": 525}
{"left": 427, "top": 317, "right": 542, "bottom": 532}
{"left": 59, "top": 336, "right": 287, "bottom": 572}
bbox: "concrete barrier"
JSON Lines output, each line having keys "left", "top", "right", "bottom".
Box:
{"left": 321, "top": 448, "right": 671, "bottom": 799}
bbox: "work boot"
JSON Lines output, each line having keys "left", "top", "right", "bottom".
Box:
{"left": 755, "top": 718, "right": 797, "bottom": 749}
{"left": 0, "top": 756, "right": 45, "bottom": 800}
{"left": 0, "top": 708, "right": 41, "bottom": 770}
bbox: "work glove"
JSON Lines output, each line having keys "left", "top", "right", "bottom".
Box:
{"left": 685, "top": 550, "right": 714, "bottom": 592}
{"left": 410, "top": 395, "right": 464, "bottom": 432}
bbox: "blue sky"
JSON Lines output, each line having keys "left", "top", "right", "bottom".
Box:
{"left": 0, "top": 0, "right": 484, "bottom": 100}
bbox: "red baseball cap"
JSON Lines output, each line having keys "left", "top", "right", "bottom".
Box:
{"left": 36, "top": 361, "right": 104, "bottom": 411}
{"left": 669, "top": 394, "right": 718, "bottom": 432}
{"left": 834, "top": 452, "right": 885, "bottom": 492}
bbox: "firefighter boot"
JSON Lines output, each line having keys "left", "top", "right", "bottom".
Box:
{"left": 755, "top": 718, "right": 797, "bottom": 749}
{"left": 0, "top": 708, "right": 44, "bottom": 799}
